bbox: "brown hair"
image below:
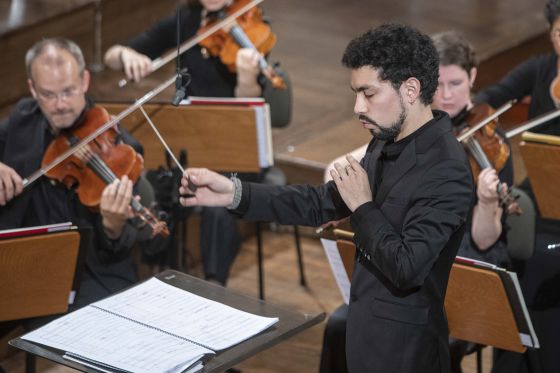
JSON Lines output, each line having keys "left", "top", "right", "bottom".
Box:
{"left": 432, "top": 31, "right": 477, "bottom": 75}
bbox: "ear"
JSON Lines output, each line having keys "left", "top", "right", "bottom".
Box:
{"left": 27, "top": 79, "right": 38, "bottom": 100}
{"left": 401, "top": 77, "right": 421, "bottom": 104}
{"left": 469, "top": 67, "right": 477, "bottom": 89}
{"left": 81, "top": 70, "right": 91, "bottom": 92}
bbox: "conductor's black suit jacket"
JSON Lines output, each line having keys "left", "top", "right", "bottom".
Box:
{"left": 234, "top": 111, "right": 473, "bottom": 372}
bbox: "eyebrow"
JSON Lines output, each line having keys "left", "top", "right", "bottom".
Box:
{"left": 351, "top": 85, "right": 375, "bottom": 93}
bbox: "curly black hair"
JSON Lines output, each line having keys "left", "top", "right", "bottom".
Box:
{"left": 545, "top": 0, "right": 560, "bottom": 27}
{"left": 341, "top": 23, "right": 439, "bottom": 105}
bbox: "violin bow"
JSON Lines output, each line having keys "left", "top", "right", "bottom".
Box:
{"left": 118, "top": 0, "right": 264, "bottom": 87}
{"left": 505, "top": 107, "right": 560, "bottom": 138}
{"left": 457, "top": 100, "right": 516, "bottom": 143}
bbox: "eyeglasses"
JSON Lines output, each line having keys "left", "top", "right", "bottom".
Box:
{"left": 35, "top": 87, "right": 80, "bottom": 104}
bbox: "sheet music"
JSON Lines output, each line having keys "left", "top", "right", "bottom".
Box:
{"left": 320, "top": 238, "right": 351, "bottom": 304}
{"left": 508, "top": 271, "right": 540, "bottom": 348}
{"left": 23, "top": 306, "right": 211, "bottom": 373}
{"left": 254, "top": 104, "right": 273, "bottom": 168}
{"left": 94, "top": 278, "right": 279, "bottom": 350}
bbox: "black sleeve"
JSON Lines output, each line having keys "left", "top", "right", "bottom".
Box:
{"left": 233, "top": 180, "right": 351, "bottom": 226}
{"left": 0, "top": 116, "right": 8, "bottom": 160}
{"left": 125, "top": 9, "right": 184, "bottom": 60}
{"left": 93, "top": 213, "right": 138, "bottom": 263}
{"left": 474, "top": 57, "right": 539, "bottom": 108}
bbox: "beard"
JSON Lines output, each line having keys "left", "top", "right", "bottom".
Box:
{"left": 363, "top": 95, "right": 407, "bottom": 141}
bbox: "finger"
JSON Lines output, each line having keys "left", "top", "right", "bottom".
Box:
{"left": 140, "top": 59, "right": 152, "bottom": 78}
{"left": 3, "top": 176, "right": 14, "bottom": 202}
{"left": 11, "top": 170, "right": 23, "bottom": 196}
{"left": 333, "top": 162, "right": 346, "bottom": 179}
{"left": 116, "top": 176, "right": 133, "bottom": 212}
{"left": 103, "top": 179, "right": 119, "bottom": 202}
{"left": 132, "top": 61, "right": 141, "bottom": 82}
{"left": 0, "top": 182, "right": 5, "bottom": 205}
{"left": 123, "top": 58, "right": 134, "bottom": 80}
{"left": 346, "top": 154, "right": 362, "bottom": 170}
{"left": 185, "top": 168, "right": 210, "bottom": 186}
{"left": 179, "top": 195, "right": 198, "bottom": 207}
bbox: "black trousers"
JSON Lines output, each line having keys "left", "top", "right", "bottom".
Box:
{"left": 319, "top": 304, "right": 348, "bottom": 373}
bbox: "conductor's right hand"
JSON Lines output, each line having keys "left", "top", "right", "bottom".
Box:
{"left": 179, "top": 168, "right": 235, "bottom": 208}
{"left": 0, "top": 162, "right": 23, "bottom": 206}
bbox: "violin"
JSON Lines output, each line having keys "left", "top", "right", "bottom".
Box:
{"left": 198, "top": 0, "right": 286, "bottom": 89}
{"left": 457, "top": 103, "right": 522, "bottom": 215}
{"left": 41, "top": 106, "right": 170, "bottom": 237}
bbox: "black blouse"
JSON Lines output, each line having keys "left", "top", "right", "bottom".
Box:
{"left": 125, "top": 6, "right": 237, "bottom": 97}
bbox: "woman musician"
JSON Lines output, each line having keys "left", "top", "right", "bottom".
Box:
{"left": 104, "top": 0, "right": 286, "bottom": 286}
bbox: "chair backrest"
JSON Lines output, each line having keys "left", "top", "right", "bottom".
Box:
{"left": 506, "top": 186, "right": 536, "bottom": 260}
{"left": 263, "top": 65, "right": 292, "bottom": 128}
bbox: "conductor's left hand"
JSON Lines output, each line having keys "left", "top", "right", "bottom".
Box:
{"left": 179, "top": 168, "right": 235, "bottom": 207}
{"left": 330, "top": 155, "right": 372, "bottom": 212}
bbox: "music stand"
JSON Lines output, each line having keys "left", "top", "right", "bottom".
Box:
{"left": 101, "top": 101, "right": 273, "bottom": 173}
{"left": 519, "top": 134, "right": 560, "bottom": 219}
{"left": 327, "top": 230, "right": 537, "bottom": 353}
{"left": 445, "top": 262, "right": 538, "bottom": 352}
{"left": 10, "top": 270, "right": 325, "bottom": 373}
{"left": 0, "top": 230, "right": 84, "bottom": 322}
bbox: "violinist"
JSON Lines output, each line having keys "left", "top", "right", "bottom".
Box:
{"left": 0, "top": 38, "right": 154, "bottom": 311}
{"left": 104, "top": 0, "right": 280, "bottom": 286}
{"left": 475, "top": 0, "right": 560, "bottom": 136}
{"left": 433, "top": 31, "right": 514, "bottom": 267}
{"left": 104, "top": 0, "right": 262, "bottom": 97}
{"left": 432, "top": 31, "right": 516, "bottom": 373}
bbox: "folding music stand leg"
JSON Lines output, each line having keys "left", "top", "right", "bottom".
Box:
{"left": 476, "top": 348, "right": 482, "bottom": 373}
{"left": 294, "top": 226, "right": 307, "bottom": 287}
{"left": 256, "top": 222, "right": 265, "bottom": 300}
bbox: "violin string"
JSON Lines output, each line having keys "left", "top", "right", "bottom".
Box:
{"left": 138, "top": 105, "right": 185, "bottom": 174}
{"left": 90, "top": 154, "right": 118, "bottom": 184}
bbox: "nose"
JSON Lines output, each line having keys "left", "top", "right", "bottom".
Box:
{"left": 354, "top": 93, "right": 366, "bottom": 114}
{"left": 54, "top": 96, "right": 69, "bottom": 111}
{"left": 440, "top": 84, "right": 452, "bottom": 99}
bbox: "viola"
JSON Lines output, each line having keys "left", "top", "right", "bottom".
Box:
{"left": 41, "top": 106, "right": 170, "bottom": 237}
{"left": 457, "top": 103, "right": 522, "bottom": 215}
{"left": 198, "top": 0, "right": 286, "bottom": 89}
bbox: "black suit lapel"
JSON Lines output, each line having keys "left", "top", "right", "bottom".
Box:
{"left": 375, "top": 140, "right": 417, "bottom": 205}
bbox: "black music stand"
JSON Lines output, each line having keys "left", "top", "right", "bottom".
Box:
{"left": 10, "top": 270, "right": 325, "bottom": 373}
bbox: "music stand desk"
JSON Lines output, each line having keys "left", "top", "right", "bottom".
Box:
{"left": 10, "top": 269, "right": 325, "bottom": 372}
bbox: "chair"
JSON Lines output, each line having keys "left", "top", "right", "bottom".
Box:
{"left": 506, "top": 186, "right": 536, "bottom": 260}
